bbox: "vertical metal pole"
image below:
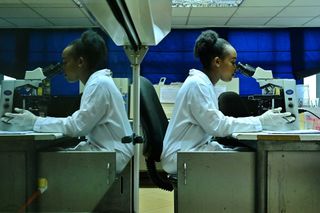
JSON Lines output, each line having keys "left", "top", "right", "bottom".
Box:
{"left": 132, "top": 58, "right": 140, "bottom": 213}
{"left": 316, "top": 74, "right": 320, "bottom": 99}
{"left": 124, "top": 46, "right": 148, "bottom": 213}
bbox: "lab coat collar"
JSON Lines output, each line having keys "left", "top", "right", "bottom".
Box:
{"left": 86, "top": 69, "right": 111, "bottom": 84}
{"left": 189, "top": 69, "right": 212, "bottom": 85}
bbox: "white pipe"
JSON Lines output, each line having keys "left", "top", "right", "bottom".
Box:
{"left": 132, "top": 60, "right": 140, "bottom": 213}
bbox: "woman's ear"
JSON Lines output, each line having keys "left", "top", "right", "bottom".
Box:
{"left": 78, "top": 56, "right": 84, "bottom": 68}
{"left": 212, "top": 56, "right": 221, "bottom": 68}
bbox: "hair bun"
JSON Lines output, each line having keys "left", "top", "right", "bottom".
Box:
{"left": 206, "top": 30, "right": 219, "bottom": 45}
{"left": 73, "top": 29, "right": 107, "bottom": 70}
{"left": 194, "top": 30, "right": 219, "bottom": 58}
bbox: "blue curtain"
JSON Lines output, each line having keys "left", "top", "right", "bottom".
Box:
{"left": 28, "top": 30, "right": 82, "bottom": 95}
{"left": 1, "top": 28, "right": 320, "bottom": 96}
{"left": 228, "top": 29, "right": 292, "bottom": 94}
{"left": 0, "top": 30, "right": 26, "bottom": 79}
{"left": 108, "top": 28, "right": 295, "bottom": 95}
{"left": 0, "top": 28, "right": 106, "bottom": 96}
{"left": 299, "top": 28, "right": 320, "bottom": 78}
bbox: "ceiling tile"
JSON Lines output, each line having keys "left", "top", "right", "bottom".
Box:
{"left": 0, "top": 0, "right": 21, "bottom": 3}
{"left": 0, "top": 3, "right": 25, "bottom": 7}
{"left": 241, "top": 0, "right": 292, "bottom": 7}
{"left": 5, "top": 17, "right": 52, "bottom": 27}
{"left": 190, "top": 7, "right": 237, "bottom": 17}
{"left": 0, "top": 0, "right": 319, "bottom": 29}
{"left": 0, "top": 18, "right": 13, "bottom": 27}
{"left": 33, "top": 7, "right": 85, "bottom": 18}
{"left": 290, "top": 0, "right": 320, "bottom": 6}
{"left": 266, "top": 17, "right": 312, "bottom": 26}
{"left": 227, "top": 17, "right": 270, "bottom": 26}
{"left": 234, "top": 7, "right": 283, "bottom": 17}
{"left": 0, "top": 7, "right": 40, "bottom": 17}
{"left": 172, "top": 16, "right": 188, "bottom": 25}
{"left": 172, "top": 7, "right": 190, "bottom": 16}
{"left": 48, "top": 18, "right": 94, "bottom": 27}
{"left": 277, "top": 7, "right": 320, "bottom": 17}
{"left": 21, "top": 0, "right": 76, "bottom": 7}
{"left": 304, "top": 17, "right": 320, "bottom": 27}
{"left": 188, "top": 17, "right": 228, "bottom": 25}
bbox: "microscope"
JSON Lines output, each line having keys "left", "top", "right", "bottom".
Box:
{"left": 0, "top": 63, "right": 62, "bottom": 130}
{"left": 237, "top": 62, "right": 300, "bottom": 130}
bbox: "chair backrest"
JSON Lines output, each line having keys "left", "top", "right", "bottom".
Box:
{"left": 140, "top": 76, "right": 173, "bottom": 191}
{"left": 140, "top": 76, "right": 168, "bottom": 161}
{"left": 217, "top": 91, "right": 251, "bottom": 147}
{"left": 218, "top": 91, "right": 250, "bottom": 118}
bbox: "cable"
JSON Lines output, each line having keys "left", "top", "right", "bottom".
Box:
{"left": 298, "top": 108, "right": 320, "bottom": 119}
{"left": 17, "top": 190, "right": 41, "bottom": 213}
{"left": 17, "top": 178, "right": 48, "bottom": 213}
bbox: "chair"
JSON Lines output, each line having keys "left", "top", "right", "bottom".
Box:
{"left": 140, "top": 76, "right": 174, "bottom": 191}
{"left": 218, "top": 91, "right": 250, "bottom": 118}
{"left": 217, "top": 91, "right": 250, "bottom": 147}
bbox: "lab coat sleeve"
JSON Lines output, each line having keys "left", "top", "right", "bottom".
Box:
{"left": 33, "top": 83, "right": 110, "bottom": 137}
{"left": 189, "top": 83, "right": 262, "bottom": 137}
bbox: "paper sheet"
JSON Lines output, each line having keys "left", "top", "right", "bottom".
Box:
{"left": 159, "top": 87, "right": 180, "bottom": 103}
{"left": 232, "top": 129, "right": 320, "bottom": 141}
{"left": 263, "top": 129, "right": 320, "bottom": 134}
{"left": 0, "top": 131, "right": 63, "bottom": 139}
{"left": 0, "top": 130, "right": 34, "bottom": 135}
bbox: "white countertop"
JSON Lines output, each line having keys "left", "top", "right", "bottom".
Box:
{"left": 232, "top": 129, "right": 320, "bottom": 141}
{"left": 0, "top": 131, "right": 63, "bottom": 140}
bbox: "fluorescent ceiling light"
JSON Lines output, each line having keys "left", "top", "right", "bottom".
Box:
{"left": 73, "top": 0, "right": 82, "bottom": 8}
{"left": 172, "top": 0, "right": 243, "bottom": 7}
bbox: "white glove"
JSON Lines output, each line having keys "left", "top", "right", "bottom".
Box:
{"left": 1, "top": 108, "right": 38, "bottom": 130}
{"left": 258, "top": 107, "right": 294, "bottom": 130}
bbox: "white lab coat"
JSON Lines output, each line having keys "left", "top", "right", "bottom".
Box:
{"left": 161, "top": 69, "right": 262, "bottom": 174}
{"left": 34, "top": 69, "right": 133, "bottom": 173}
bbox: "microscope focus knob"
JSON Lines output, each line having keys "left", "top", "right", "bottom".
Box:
{"left": 3, "top": 103, "right": 10, "bottom": 109}
{"left": 288, "top": 103, "right": 294, "bottom": 108}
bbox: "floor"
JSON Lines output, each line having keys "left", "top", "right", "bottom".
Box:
{"left": 139, "top": 188, "right": 174, "bottom": 213}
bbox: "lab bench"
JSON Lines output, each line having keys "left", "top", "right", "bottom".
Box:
{"left": 0, "top": 132, "right": 132, "bottom": 212}
{"left": 233, "top": 132, "right": 320, "bottom": 213}
{"left": 0, "top": 132, "right": 67, "bottom": 212}
{"left": 176, "top": 132, "right": 320, "bottom": 213}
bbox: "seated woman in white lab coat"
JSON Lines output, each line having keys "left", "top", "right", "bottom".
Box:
{"left": 2, "top": 30, "right": 133, "bottom": 173}
{"left": 161, "top": 30, "right": 293, "bottom": 174}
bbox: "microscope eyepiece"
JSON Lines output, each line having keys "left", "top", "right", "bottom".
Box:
{"left": 237, "top": 62, "right": 256, "bottom": 77}
{"left": 42, "top": 62, "right": 63, "bottom": 79}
